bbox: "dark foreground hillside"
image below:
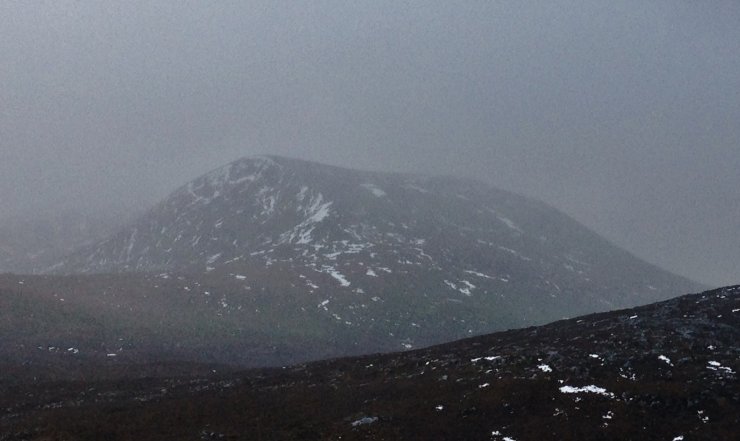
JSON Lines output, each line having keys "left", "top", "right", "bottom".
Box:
{"left": 2, "top": 286, "right": 738, "bottom": 440}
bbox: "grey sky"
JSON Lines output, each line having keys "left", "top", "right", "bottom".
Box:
{"left": 1, "top": 0, "right": 738, "bottom": 286}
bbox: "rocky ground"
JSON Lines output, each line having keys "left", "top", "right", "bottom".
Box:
{"left": 1, "top": 286, "right": 737, "bottom": 440}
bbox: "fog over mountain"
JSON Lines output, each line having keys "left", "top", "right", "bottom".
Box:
{"left": 1, "top": 1, "right": 739, "bottom": 285}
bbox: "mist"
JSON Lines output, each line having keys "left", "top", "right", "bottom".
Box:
{"left": 1, "top": 0, "right": 738, "bottom": 286}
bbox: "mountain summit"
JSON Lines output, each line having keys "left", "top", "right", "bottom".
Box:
{"left": 48, "top": 155, "right": 702, "bottom": 348}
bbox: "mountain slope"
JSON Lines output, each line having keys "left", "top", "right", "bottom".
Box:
{"left": 0, "top": 210, "right": 130, "bottom": 274}
{"left": 47, "top": 156, "right": 702, "bottom": 347}
{"left": 3, "top": 286, "right": 737, "bottom": 440}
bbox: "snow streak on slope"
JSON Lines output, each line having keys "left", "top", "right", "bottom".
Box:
{"left": 280, "top": 192, "right": 333, "bottom": 245}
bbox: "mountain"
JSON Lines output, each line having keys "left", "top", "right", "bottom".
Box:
{"left": 44, "top": 155, "right": 702, "bottom": 353}
{"left": 3, "top": 285, "right": 737, "bottom": 440}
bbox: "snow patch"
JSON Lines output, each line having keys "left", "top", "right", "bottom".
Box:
{"left": 321, "top": 266, "right": 351, "bottom": 287}
{"left": 280, "top": 193, "right": 333, "bottom": 244}
{"left": 464, "top": 270, "right": 495, "bottom": 280}
{"left": 296, "top": 186, "right": 308, "bottom": 201}
{"left": 404, "top": 183, "right": 429, "bottom": 193}
{"left": 497, "top": 215, "right": 523, "bottom": 233}
{"left": 707, "top": 360, "right": 735, "bottom": 374}
{"left": 361, "top": 183, "right": 387, "bottom": 197}
{"left": 471, "top": 356, "right": 501, "bottom": 363}
{"left": 351, "top": 416, "right": 378, "bottom": 427}
{"left": 559, "top": 385, "right": 614, "bottom": 398}
{"left": 444, "top": 280, "right": 474, "bottom": 296}
{"left": 459, "top": 280, "right": 475, "bottom": 295}
{"left": 497, "top": 246, "right": 531, "bottom": 261}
